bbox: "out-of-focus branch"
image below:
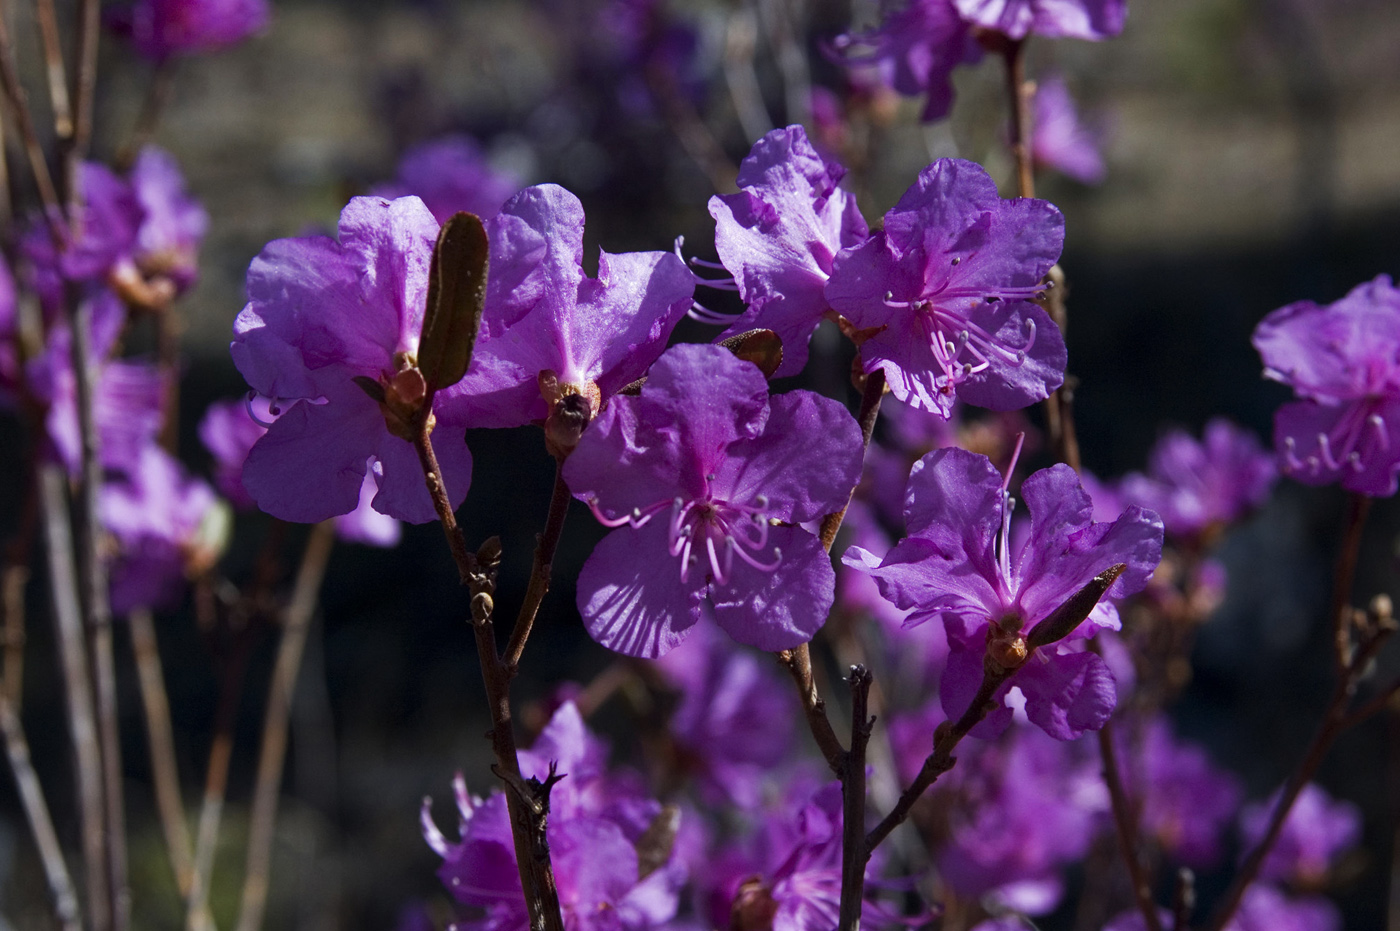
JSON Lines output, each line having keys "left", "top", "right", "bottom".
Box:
{"left": 1099, "top": 722, "right": 1164, "bottom": 931}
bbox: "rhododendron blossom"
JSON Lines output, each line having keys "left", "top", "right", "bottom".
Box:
{"left": 564, "top": 343, "right": 863, "bottom": 657}
{"left": 825, "top": 158, "right": 1066, "bottom": 417}
{"left": 844, "top": 447, "right": 1162, "bottom": 739}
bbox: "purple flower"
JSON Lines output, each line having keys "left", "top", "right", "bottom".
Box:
{"left": 825, "top": 158, "right": 1066, "bottom": 418}
{"left": 27, "top": 295, "right": 164, "bottom": 478}
{"left": 231, "top": 195, "right": 473, "bottom": 524}
{"left": 101, "top": 444, "right": 223, "bottom": 614}
{"left": 199, "top": 397, "right": 401, "bottom": 547}
{"left": 831, "top": 0, "right": 982, "bottom": 123}
{"left": 370, "top": 134, "right": 521, "bottom": 225}
{"left": 1239, "top": 783, "right": 1361, "bottom": 885}
{"left": 1123, "top": 716, "right": 1243, "bottom": 868}
{"left": 844, "top": 447, "right": 1162, "bottom": 740}
{"left": 704, "top": 126, "right": 869, "bottom": 378}
{"left": 1227, "top": 884, "right": 1341, "bottom": 931}
{"left": 937, "top": 724, "right": 1107, "bottom": 914}
{"left": 1118, "top": 419, "right": 1276, "bottom": 540}
{"left": 422, "top": 702, "right": 685, "bottom": 931}
{"left": 1252, "top": 274, "right": 1400, "bottom": 496}
{"left": 953, "top": 0, "right": 1127, "bottom": 40}
{"left": 22, "top": 163, "right": 143, "bottom": 308}
{"left": 1031, "top": 75, "right": 1106, "bottom": 184}
{"left": 130, "top": 146, "right": 208, "bottom": 292}
{"left": 106, "top": 0, "right": 269, "bottom": 60}
{"left": 564, "top": 343, "right": 864, "bottom": 658}
{"left": 438, "top": 184, "right": 695, "bottom": 441}
{"left": 652, "top": 624, "right": 796, "bottom": 808}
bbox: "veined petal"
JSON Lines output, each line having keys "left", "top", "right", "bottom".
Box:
{"left": 711, "top": 525, "right": 833, "bottom": 651}
{"left": 578, "top": 520, "right": 705, "bottom": 658}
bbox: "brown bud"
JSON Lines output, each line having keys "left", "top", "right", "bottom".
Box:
{"left": 730, "top": 877, "right": 778, "bottom": 931}
{"left": 719, "top": 328, "right": 784, "bottom": 379}
{"left": 540, "top": 371, "right": 602, "bottom": 459}
{"left": 1026, "top": 563, "right": 1127, "bottom": 650}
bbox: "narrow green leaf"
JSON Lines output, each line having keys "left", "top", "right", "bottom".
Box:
{"left": 419, "top": 212, "right": 489, "bottom": 392}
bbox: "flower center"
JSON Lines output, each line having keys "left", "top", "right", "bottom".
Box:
{"left": 883, "top": 283, "right": 1042, "bottom": 396}
{"left": 587, "top": 491, "right": 782, "bottom": 585}
{"left": 1282, "top": 400, "right": 1389, "bottom": 478}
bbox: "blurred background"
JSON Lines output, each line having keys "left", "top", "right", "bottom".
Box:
{"left": 2, "top": 0, "right": 1400, "bottom": 927}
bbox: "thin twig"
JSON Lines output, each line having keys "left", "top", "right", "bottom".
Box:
{"left": 129, "top": 608, "right": 195, "bottom": 897}
{"left": 32, "top": 0, "right": 73, "bottom": 139}
{"left": 235, "top": 520, "right": 336, "bottom": 931}
{"left": 185, "top": 627, "right": 261, "bottom": 931}
{"left": 1098, "top": 722, "right": 1163, "bottom": 931}
{"left": 1205, "top": 619, "right": 1396, "bottom": 931}
{"left": 865, "top": 661, "right": 1012, "bottom": 852}
{"left": 503, "top": 462, "right": 570, "bottom": 670}
{"left": 1002, "top": 38, "right": 1035, "bottom": 200}
{"left": 1330, "top": 492, "right": 1370, "bottom": 676}
{"left": 65, "top": 0, "right": 100, "bottom": 197}
{"left": 1171, "top": 868, "right": 1195, "bottom": 931}
{"left": 0, "top": 3, "right": 64, "bottom": 220}
{"left": 118, "top": 58, "right": 175, "bottom": 168}
{"left": 1, "top": 690, "right": 82, "bottom": 931}
{"left": 38, "top": 463, "right": 110, "bottom": 931}
{"left": 411, "top": 415, "right": 565, "bottom": 931}
{"left": 837, "top": 666, "right": 873, "bottom": 931}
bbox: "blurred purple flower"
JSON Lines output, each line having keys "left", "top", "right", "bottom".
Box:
{"left": 953, "top": 0, "right": 1127, "bottom": 40}
{"left": 370, "top": 135, "right": 521, "bottom": 225}
{"left": 231, "top": 195, "right": 473, "bottom": 524}
{"left": 825, "top": 158, "right": 1065, "bottom": 417}
{"left": 101, "top": 444, "right": 222, "bottom": 614}
{"left": 1239, "top": 783, "right": 1361, "bottom": 885}
{"left": 938, "top": 724, "right": 1107, "bottom": 914}
{"left": 423, "top": 702, "right": 685, "bottom": 931}
{"left": 564, "top": 344, "right": 863, "bottom": 657}
{"left": 106, "top": 0, "right": 269, "bottom": 60}
{"left": 1031, "top": 76, "right": 1106, "bottom": 184}
{"left": 830, "top": 0, "right": 982, "bottom": 123}
{"left": 1118, "top": 418, "right": 1276, "bottom": 540}
{"left": 438, "top": 184, "right": 694, "bottom": 435}
{"left": 703, "top": 125, "right": 869, "bottom": 378}
{"left": 652, "top": 624, "right": 795, "bottom": 808}
{"left": 22, "top": 163, "right": 143, "bottom": 309}
{"left": 1228, "top": 884, "right": 1341, "bottom": 931}
{"left": 844, "top": 448, "right": 1162, "bottom": 740}
{"left": 1123, "top": 716, "right": 1243, "bottom": 868}
{"left": 130, "top": 146, "right": 208, "bottom": 292}
{"left": 1253, "top": 274, "right": 1400, "bottom": 496}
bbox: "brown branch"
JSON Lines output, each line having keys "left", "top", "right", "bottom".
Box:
{"left": 1330, "top": 492, "right": 1370, "bottom": 676}
{"left": 866, "top": 660, "right": 1011, "bottom": 851}
{"left": 837, "top": 666, "right": 873, "bottom": 931}
{"left": 38, "top": 463, "right": 109, "bottom": 931}
{"left": 0, "top": 3, "right": 63, "bottom": 221}
{"left": 1205, "top": 613, "right": 1395, "bottom": 931}
{"left": 1001, "top": 38, "right": 1035, "bottom": 200}
{"left": 1099, "top": 722, "right": 1163, "bottom": 931}
{"left": 777, "top": 644, "right": 845, "bottom": 774}
{"left": 411, "top": 416, "right": 564, "bottom": 931}
{"left": 1, "top": 690, "right": 82, "bottom": 931}
{"left": 33, "top": 0, "right": 73, "bottom": 139}
{"left": 235, "top": 520, "right": 336, "bottom": 931}
{"left": 818, "top": 369, "right": 885, "bottom": 553}
{"left": 118, "top": 58, "right": 175, "bottom": 169}
{"left": 503, "top": 462, "right": 571, "bottom": 670}
{"left": 128, "top": 608, "right": 194, "bottom": 897}
{"left": 64, "top": 0, "right": 100, "bottom": 198}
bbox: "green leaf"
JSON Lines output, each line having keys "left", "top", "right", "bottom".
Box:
{"left": 419, "top": 212, "right": 489, "bottom": 392}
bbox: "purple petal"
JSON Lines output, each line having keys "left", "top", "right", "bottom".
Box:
{"left": 710, "top": 525, "right": 833, "bottom": 651}
{"left": 370, "top": 418, "right": 471, "bottom": 524}
{"left": 1016, "top": 649, "right": 1116, "bottom": 740}
{"left": 578, "top": 520, "right": 706, "bottom": 658}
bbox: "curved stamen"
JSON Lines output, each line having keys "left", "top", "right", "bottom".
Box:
{"left": 732, "top": 543, "right": 782, "bottom": 573}
{"left": 246, "top": 391, "right": 279, "bottom": 427}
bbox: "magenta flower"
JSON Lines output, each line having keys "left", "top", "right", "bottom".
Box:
{"left": 1239, "top": 783, "right": 1361, "bottom": 885}
{"left": 422, "top": 702, "right": 685, "bottom": 931}
{"left": 106, "top": 0, "right": 269, "bottom": 60}
{"left": 101, "top": 444, "right": 222, "bottom": 614}
{"left": 370, "top": 134, "right": 521, "bottom": 225}
{"left": 1031, "top": 75, "right": 1106, "bottom": 184}
{"left": 825, "top": 158, "right": 1066, "bottom": 418}
{"left": 704, "top": 125, "right": 869, "bottom": 378}
{"left": 652, "top": 624, "right": 796, "bottom": 808}
{"left": 22, "top": 163, "right": 143, "bottom": 309}
{"left": 831, "top": 0, "right": 981, "bottom": 123}
{"left": 937, "top": 725, "right": 1106, "bottom": 914}
{"left": 1118, "top": 418, "right": 1276, "bottom": 540}
{"left": 438, "top": 184, "right": 695, "bottom": 437}
{"left": 563, "top": 343, "right": 864, "bottom": 658}
{"left": 231, "top": 195, "right": 472, "bottom": 524}
{"left": 130, "top": 146, "right": 208, "bottom": 292}
{"left": 844, "top": 448, "right": 1162, "bottom": 740}
{"left": 1122, "top": 716, "right": 1243, "bottom": 868}
{"left": 953, "top": 0, "right": 1126, "bottom": 40}
{"left": 1253, "top": 274, "right": 1400, "bottom": 496}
